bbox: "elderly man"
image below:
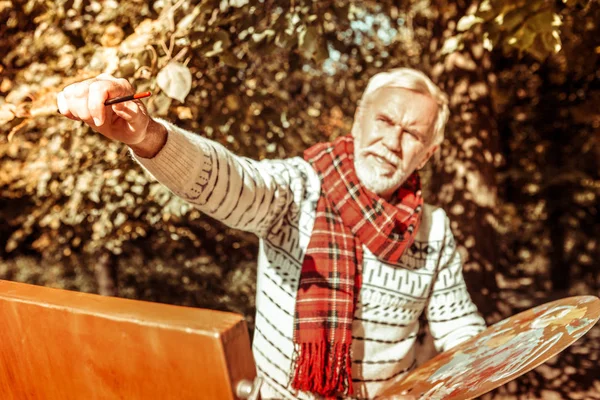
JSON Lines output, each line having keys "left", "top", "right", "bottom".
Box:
{"left": 57, "top": 68, "right": 486, "bottom": 399}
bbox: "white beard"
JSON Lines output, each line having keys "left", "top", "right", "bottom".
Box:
{"left": 354, "top": 145, "right": 408, "bottom": 196}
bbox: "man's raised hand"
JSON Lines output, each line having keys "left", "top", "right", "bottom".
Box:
{"left": 57, "top": 74, "right": 149, "bottom": 145}
{"left": 57, "top": 74, "right": 167, "bottom": 158}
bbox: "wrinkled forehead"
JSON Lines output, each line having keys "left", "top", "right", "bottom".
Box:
{"left": 362, "top": 87, "right": 439, "bottom": 118}
{"left": 362, "top": 85, "right": 432, "bottom": 106}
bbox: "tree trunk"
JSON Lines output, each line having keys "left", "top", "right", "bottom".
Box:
{"left": 426, "top": 0, "right": 504, "bottom": 320}
{"left": 95, "top": 251, "right": 118, "bottom": 296}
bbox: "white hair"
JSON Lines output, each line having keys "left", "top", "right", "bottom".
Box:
{"left": 360, "top": 68, "right": 449, "bottom": 146}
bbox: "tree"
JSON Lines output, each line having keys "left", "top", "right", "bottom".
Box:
{"left": 1, "top": 0, "right": 597, "bottom": 328}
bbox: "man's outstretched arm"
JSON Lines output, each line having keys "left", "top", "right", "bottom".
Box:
{"left": 57, "top": 74, "right": 302, "bottom": 237}
{"left": 131, "top": 118, "right": 304, "bottom": 237}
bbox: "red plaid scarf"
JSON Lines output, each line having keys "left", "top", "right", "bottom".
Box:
{"left": 292, "top": 135, "right": 423, "bottom": 397}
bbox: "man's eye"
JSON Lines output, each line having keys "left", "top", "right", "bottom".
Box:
{"left": 377, "top": 117, "right": 393, "bottom": 125}
{"left": 407, "top": 131, "right": 422, "bottom": 142}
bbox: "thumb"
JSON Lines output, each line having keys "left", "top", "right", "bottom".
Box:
{"left": 109, "top": 100, "right": 150, "bottom": 143}
{"left": 111, "top": 100, "right": 148, "bottom": 129}
{"left": 111, "top": 101, "right": 137, "bottom": 121}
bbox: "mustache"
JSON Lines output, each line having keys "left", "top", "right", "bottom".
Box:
{"left": 357, "top": 145, "right": 401, "bottom": 167}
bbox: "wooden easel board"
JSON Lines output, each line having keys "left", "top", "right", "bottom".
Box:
{"left": 0, "top": 279, "right": 256, "bottom": 400}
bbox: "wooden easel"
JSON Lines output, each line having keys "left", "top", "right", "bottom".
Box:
{"left": 5, "top": 279, "right": 596, "bottom": 400}
{"left": 0, "top": 280, "right": 260, "bottom": 400}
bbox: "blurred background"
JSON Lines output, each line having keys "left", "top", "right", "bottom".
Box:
{"left": 0, "top": 0, "right": 598, "bottom": 398}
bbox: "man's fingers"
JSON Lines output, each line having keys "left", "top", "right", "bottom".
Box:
{"left": 112, "top": 101, "right": 149, "bottom": 139}
{"left": 88, "top": 80, "right": 111, "bottom": 126}
{"left": 88, "top": 78, "right": 134, "bottom": 126}
{"left": 63, "top": 81, "right": 88, "bottom": 98}
{"left": 68, "top": 84, "right": 92, "bottom": 123}
{"left": 56, "top": 92, "right": 75, "bottom": 119}
{"left": 96, "top": 73, "right": 121, "bottom": 82}
{"left": 111, "top": 102, "right": 133, "bottom": 121}
{"left": 57, "top": 74, "right": 145, "bottom": 140}
{"left": 60, "top": 80, "right": 93, "bottom": 122}
{"left": 58, "top": 74, "right": 134, "bottom": 126}
{"left": 112, "top": 101, "right": 142, "bottom": 123}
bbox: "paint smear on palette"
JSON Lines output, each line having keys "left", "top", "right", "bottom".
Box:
{"left": 424, "top": 303, "right": 593, "bottom": 398}
{"left": 381, "top": 296, "right": 600, "bottom": 400}
{"left": 566, "top": 318, "right": 593, "bottom": 335}
{"left": 421, "top": 329, "right": 563, "bottom": 398}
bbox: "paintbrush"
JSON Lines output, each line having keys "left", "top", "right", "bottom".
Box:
{"left": 56, "top": 91, "right": 152, "bottom": 113}
{"left": 104, "top": 91, "right": 152, "bottom": 105}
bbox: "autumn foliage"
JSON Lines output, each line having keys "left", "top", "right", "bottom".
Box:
{"left": 0, "top": 0, "right": 599, "bottom": 396}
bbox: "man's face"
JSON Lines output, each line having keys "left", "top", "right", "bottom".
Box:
{"left": 352, "top": 87, "right": 439, "bottom": 199}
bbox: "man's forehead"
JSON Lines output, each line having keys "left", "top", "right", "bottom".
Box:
{"left": 364, "top": 86, "right": 438, "bottom": 114}
{"left": 369, "top": 86, "right": 430, "bottom": 104}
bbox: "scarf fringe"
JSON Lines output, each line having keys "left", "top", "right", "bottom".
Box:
{"left": 291, "top": 342, "right": 353, "bottom": 397}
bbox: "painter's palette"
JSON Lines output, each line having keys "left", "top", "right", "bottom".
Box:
{"left": 380, "top": 295, "right": 600, "bottom": 400}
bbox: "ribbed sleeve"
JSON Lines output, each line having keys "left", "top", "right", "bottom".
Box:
{"left": 130, "top": 118, "right": 303, "bottom": 237}
{"left": 130, "top": 118, "right": 208, "bottom": 190}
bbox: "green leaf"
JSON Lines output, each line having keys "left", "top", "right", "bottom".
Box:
{"left": 507, "top": 26, "right": 536, "bottom": 51}
{"left": 526, "top": 36, "right": 551, "bottom": 61}
{"left": 540, "top": 30, "right": 562, "bottom": 53}
{"left": 314, "top": 39, "right": 329, "bottom": 63}
{"left": 299, "top": 25, "right": 318, "bottom": 53}
{"left": 219, "top": 52, "right": 247, "bottom": 69}
{"left": 499, "top": 7, "right": 527, "bottom": 32}
{"left": 526, "top": 10, "right": 559, "bottom": 33}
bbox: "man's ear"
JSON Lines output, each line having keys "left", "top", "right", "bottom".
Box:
{"left": 417, "top": 144, "right": 439, "bottom": 169}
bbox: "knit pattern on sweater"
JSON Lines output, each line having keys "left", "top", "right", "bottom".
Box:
{"left": 132, "top": 120, "right": 487, "bottom": 399}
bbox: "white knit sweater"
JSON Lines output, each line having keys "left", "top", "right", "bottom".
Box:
{"left": 132, "top": 120, "right": 487, "bottom": 399}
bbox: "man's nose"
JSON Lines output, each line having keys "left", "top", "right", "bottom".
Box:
{"left": 383, "top": 130, "right": 403, "bottom": 153}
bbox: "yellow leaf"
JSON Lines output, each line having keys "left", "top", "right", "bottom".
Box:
{"left": 440, "top": 35, "right": 464, "bottom": 55}
{"left": 156, "top": 62, "right": 192, "bottom": 103}
{"left": 457, "top": 15, "right": 484, "bottom": 32}
{"left": 526, "top": 10, "right": 558, "bottom": 33}
{"left": 540, "top": 30, "right": 562, "bottom": 54}
{"left": 0, "top": 103, "right": 16, "bottom": 125}
{"left": 499, "top": 8, "right": 527, "bottom": 32}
